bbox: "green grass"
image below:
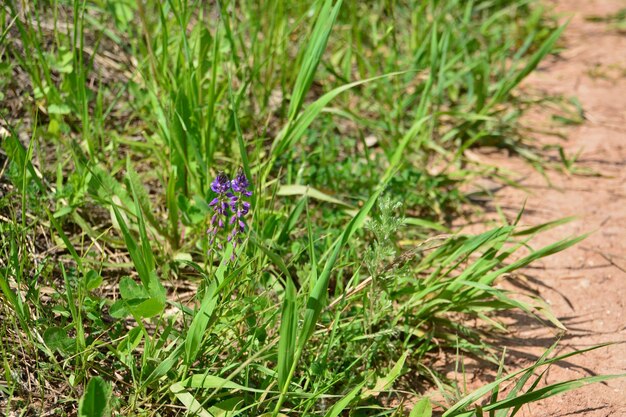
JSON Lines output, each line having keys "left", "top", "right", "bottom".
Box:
{"left": 0, "top": 0, "right": 622, "bottom": 416}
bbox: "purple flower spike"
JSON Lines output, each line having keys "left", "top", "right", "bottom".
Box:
{"left": 206, "top": 168, "right": 252, "bottom": 262}
{"left": 207, "top": 172, "right": 232, "bottom": 252}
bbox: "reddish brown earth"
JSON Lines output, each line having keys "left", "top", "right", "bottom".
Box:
{"left": 459, "top": 1, "right": 626, "bottom": 416}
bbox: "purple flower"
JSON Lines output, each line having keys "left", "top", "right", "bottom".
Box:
{"left": 231, "top": 168, "right": 252, "bottom": 197}
{"left": 211, "top": 171, "right": 231, "bottom": 194}
{"left": 227, "top": 168, "right": 253, "bottom": 248}
{"left": 206, "top": 168, "right": 253, "bottom": 261}
{"left": 207, "top": 172, "right": 231, "bottom": 247}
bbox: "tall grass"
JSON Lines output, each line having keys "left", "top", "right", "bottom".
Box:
{"left": 0, "top": 0, "right": 621, "bottom": 415}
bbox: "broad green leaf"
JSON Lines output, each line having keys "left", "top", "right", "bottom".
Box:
{"left": 209, "top": 397, "right": 244, "bottom": 417}
{"left": 410, "top": 397, "right": 432, "bottom": 417}
{"left": 84, "top": 270, "right": 103, "bottom": 291}
{"left": 119, "top": 276, "right": 148, "bottom": 300}
{"left": 117, "top": 277, "right": 165, "bottom": 318}
{"left": 43, "top": 326, "right": 73, "bottom": 354}
{"left": 127, "top": 297, "right": 167, "bottom": 319}
{"left": 47, "top": 103, "right": 71, "bottom": 115}
{"left": 79, "top": 376, "right": 112, "bottom": 417}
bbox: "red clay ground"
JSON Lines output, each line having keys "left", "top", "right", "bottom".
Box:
{"left": 460, "top": 1, "right": 626, "bottom": 415}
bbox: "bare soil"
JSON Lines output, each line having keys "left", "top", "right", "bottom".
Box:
{"left": 460, "top": 1, "right": 626, "bottom": 415}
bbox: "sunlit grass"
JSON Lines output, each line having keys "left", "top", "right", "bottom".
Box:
{"left": 0, "top": 0, "right": 622, "bottom": 416}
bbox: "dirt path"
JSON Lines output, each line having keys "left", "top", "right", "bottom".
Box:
{"left": 461, "top": 1, "right": 626, "bottom": 415}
